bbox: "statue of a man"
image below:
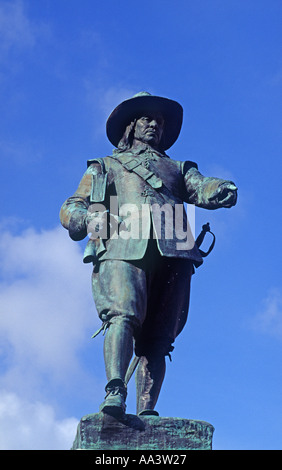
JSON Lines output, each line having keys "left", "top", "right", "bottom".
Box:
{"left": 60, "top": 92, "right": 237, "bottom": 418}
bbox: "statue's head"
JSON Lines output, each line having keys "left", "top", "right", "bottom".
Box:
{"left": 106, "top": 92, "right": 183, "bottom": 153}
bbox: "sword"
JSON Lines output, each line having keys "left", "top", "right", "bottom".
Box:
{"left": 125, "top": 355, "right": 140, "bottom": 385}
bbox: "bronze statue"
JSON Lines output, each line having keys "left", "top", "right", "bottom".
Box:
{"left": 60, "top": 92, "right": 237, "bottom": 418}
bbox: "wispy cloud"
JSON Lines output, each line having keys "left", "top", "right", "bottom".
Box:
{"left": 204, "top": 162, "right": 237, "bottom": 183}
{"left": 0, "top": 0, "right": 52, "bottom": 80}
{"left": 84, "top": 82, "right": 136, "bottom": 136}
{"left": 0, "top": 0, "right": 35, "bottom": 54}
{"left": 251, "top": 288, "right": 282, "bottom": 340}
{"left": 0, "top": 138, "right": 44, "bottom": 165}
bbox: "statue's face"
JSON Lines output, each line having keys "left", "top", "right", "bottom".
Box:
{"left": 133, "top": 112, "right": 164, "bottom": 148}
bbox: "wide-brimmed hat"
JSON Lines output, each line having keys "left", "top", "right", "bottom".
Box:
{"left": 106, "top": 91, "right": 183, "bottom": 150}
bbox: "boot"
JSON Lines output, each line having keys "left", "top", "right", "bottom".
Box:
{"left": 135, "top": 355, "right": 166, "bottom": 416}
{"left": 99, "top": 378, "right": 127, "bottom": 417}
{"left": 100, "top": 316, "right": 134, "bottom": 417}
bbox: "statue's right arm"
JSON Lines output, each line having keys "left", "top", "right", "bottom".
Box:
{"left": 59, "top": 170, "right": 93, "bottom": 241}
{"left": 182, "top": 162, "right": 237, "bottom": 210}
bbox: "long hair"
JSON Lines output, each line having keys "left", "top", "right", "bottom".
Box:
{"left": 114, "top": 120, "right": 137, "bottom": 153}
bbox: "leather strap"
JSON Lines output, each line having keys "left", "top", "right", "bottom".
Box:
{"left": 109, "top": 154, "right": 163, "bottom": 189}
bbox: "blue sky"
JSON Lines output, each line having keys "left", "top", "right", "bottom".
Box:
{"left": 0, "top": 0, "right": 281, "bottom": 450}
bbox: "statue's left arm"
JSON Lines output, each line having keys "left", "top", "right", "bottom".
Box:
{"left": 182, "top": 161, "right": 238, "bottom": 209}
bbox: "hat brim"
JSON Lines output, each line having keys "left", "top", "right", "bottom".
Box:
{"left": 106, "top": 94, "right": 183, "bottom": 150}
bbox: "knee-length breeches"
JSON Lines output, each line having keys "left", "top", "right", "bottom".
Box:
{"left": 91, "top": 242, "right": 193, "bottom": 358}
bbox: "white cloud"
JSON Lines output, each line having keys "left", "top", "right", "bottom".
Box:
{"left": 0, "top": 390, "right": 78, "bottom": 450}
{"left": 0, "top": 224, "right": 99, "bottom": 389}
{"left": 0, "top": 223, "right": 103, "bottom": 449}
{"left": 251, "top": 288, "right": 282, "bottom": 339}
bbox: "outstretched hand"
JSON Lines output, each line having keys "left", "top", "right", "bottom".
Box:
{"left": 209, "top": 182, "right": 238, "bottom": 208}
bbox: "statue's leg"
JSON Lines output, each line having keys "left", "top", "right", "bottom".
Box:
{"left": 99, "top": 316, "right": 134, "bottom": 416}
{"left": 92, "top": 259, "right": 147, "bottom": 416}
{"left": 103, "top": 315, "right": 134, "bottom": 383}
{"left": 135, "top": 353, "right": 166, "bottom": 416}
{"left": 135, "top": 257, "right": 194, "bottom": 416}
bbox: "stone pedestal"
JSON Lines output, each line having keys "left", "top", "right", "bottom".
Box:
{"left": 71, "top": 413, "right": 214, "bottom": 450}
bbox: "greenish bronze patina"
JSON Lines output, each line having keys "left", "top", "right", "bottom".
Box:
{"left": 71, "top": 413, "right": 215, "bottom": 450}
{"left": 60, "top": 92, "right": 237, "bottom": 419}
